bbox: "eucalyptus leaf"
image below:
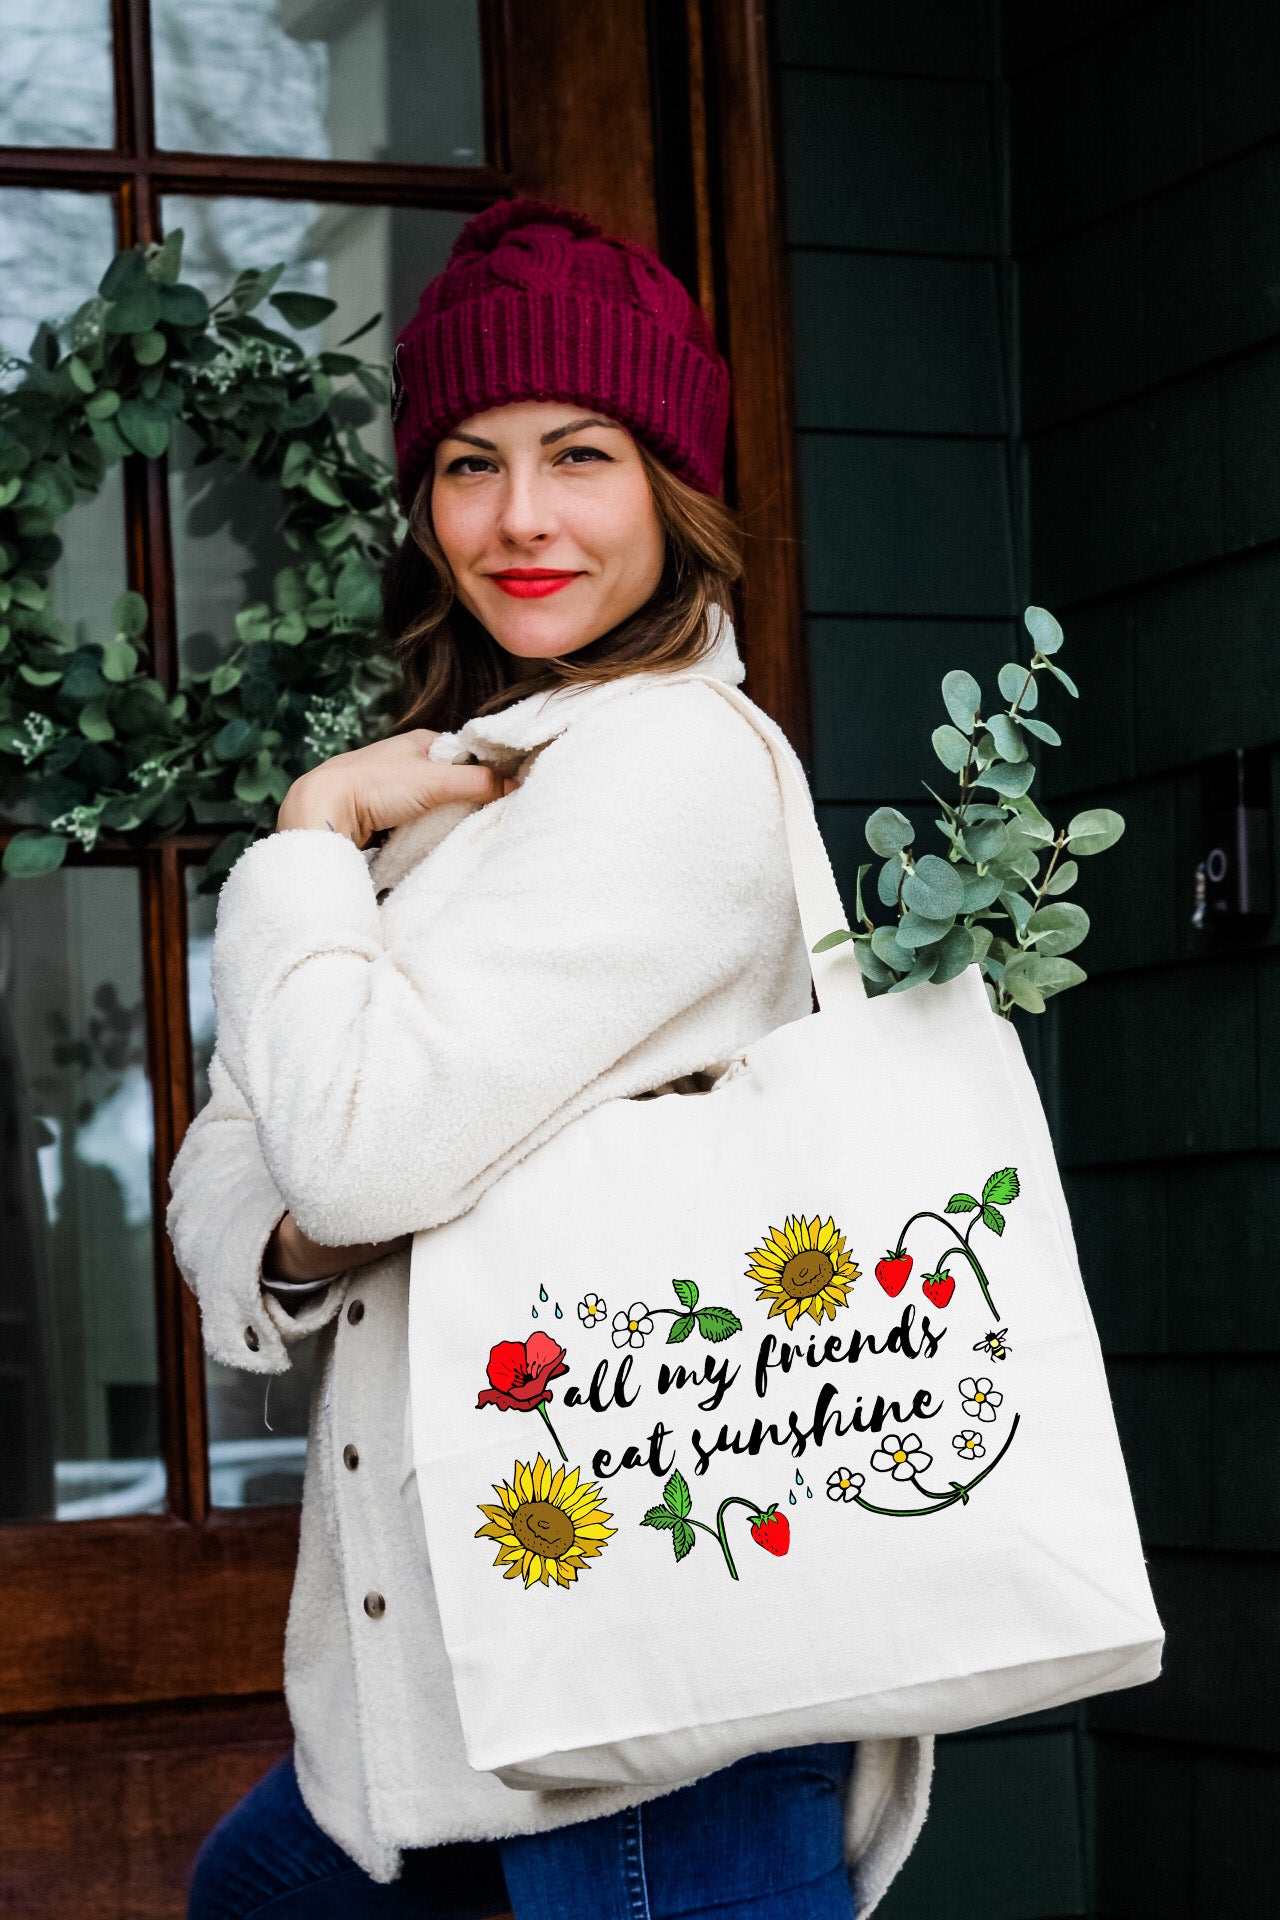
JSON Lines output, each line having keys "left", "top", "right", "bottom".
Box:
{"left": 973, "top": 760, "right": 1036, "bottom": 798}
{"left": 865, "top": 806, "right": 915, "bottom": 857}
{"left": 931, "top": 723, "right": 971, "bottom": 772}
{"left": 966, "top": 820, "right": 1007, "bottom": 864}
{"left": 901, "top": 852, "right": 964, "bottom": 919}
{"left": 305, "top": 467, "right": 345, "bottom": 508}
{"left": 854, "top": 941, "right": 895, "bottom": 986}
{"left": 931, "top": 922, "right": 975, "bottom": 983}
{"left": 2, "top": 828, "right": 68, "bottom": 876}
{"left": 813, "top": 928, "right": 855, "bottom": 951}
{"left": 877, "top": 858, "right": 903, "bottom": 908}
{"left": 871, "top": 925, "right": 914, "bottom": 973}
{"left": 1027, "top": 901, "right": 1090, "bottom": 956}
{"left": 1043, "top": 658, "right": 1079, "bottom": 697}
{"left": 113, "top": 590, "right": 148, "bottom": 638}
{"left": 78, "top": 699, "right": 115, "bottom": 741}
{"left": 1007, "top": 953, "right": 1086, "bottom": 999}
{"left": 1067, "top": 806, "right": 1125, "bottom": 856}
{"left": 898, "top": 908, "right": 955, "bottom": 949}
{"left": 942, "top": 668, "right": 982, "bottom": 732}
{"left": 100, "top": 638, "right": 137, "bottom": 683}
{"left": 985, "top": 711, "right": 1027, "bottom": 763}
{"left": 998, "top": 660, "right": 1036, "bottom": 708}
{"left": 1001, "top": 889, "right": 1032, "bottom": 935}
{"left": 888, "top": 950, "right": 940, "bottom": 992}
{"left": 960, "top": 869, "right": 1003, "bottom": 912}
{"left": 967, "top": 924, "right": 994, "bottom": 965}
{"left": 853, "top": 860, "right": 871, "bottom": 927}
{"left": 1044, "top": 858, "right": 1078, "bottom": 895}
{"left": 1001, "top": 955, "right": 1046, "bottom": 1014}
{"left": 1024, "top": 605, "right": 1064, "bottom": 654}
{"left": 157, "top": 282, "right": 210, "bottom": 327}
{"left": 272, "top": 290, "right": 339, "bottom": 331}
{"left": 117, "top": 398, "right": 170, "bottom": 457}
{"left": 1018, "top": 714, "right": 1061, "bottom": 746}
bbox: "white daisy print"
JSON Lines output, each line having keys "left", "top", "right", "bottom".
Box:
{"left": 826, "top": 1467, "right": 864, "bottom": 1503}
{"left": 869, "top": 1432, "right": 932, "bottom": 1481}
{"left": 612, "top": 1302, "right": 654, "bottom": 1350}
{"left": 578, "top": 1293, "right": 608, "bottom": 1328}
{"left": 958, "top": 1377, "right": 1003, "bottom": 1423}
{"left": 952, "top": 1429, "right": 986, "bottom": 1461}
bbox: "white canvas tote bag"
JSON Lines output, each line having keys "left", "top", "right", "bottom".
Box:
{"left": 409, "top": 675, "right": 1163, "bottom": 1791}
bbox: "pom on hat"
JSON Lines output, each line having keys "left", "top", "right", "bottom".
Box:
{"left": 391, "top": 198, "right": 730, "bottom": 505}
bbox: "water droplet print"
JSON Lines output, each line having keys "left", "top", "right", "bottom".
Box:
{"left": 795, "top": 1471, "right": 804, "bottom": 1485}
{"left": 531, "top": 1305, "right": 538, "bottom": 1318}
{"left": 539, "top": 1287, "right": 548, "bottom": 1301}
{"left": 554, "top": 1303, "right": 563, "bottom": 1319}
{"left": 788, "top": 1491, "right": 797, "bottom": 1505}
{"left": 806, "top": 1488, "right": 813, "bottom": 1499}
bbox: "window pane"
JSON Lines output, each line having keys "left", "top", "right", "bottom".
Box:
{"left": 0, "top": 188, "right": 117, "bottom": 373}
{"left": 162, "top": 195, "right": 464, "bottom": 676}
{"left": 0, "top": 191, "right": 127, "bottom": 828}
{"left": 184, "top": 863, "right": 318, "bottom": 1507}
{"left": 0, "top": 865, "right": 166, "bottom": 1521}
{"left": 152, "top": 0, "right": 484, "bottom": 166}
{"left": 0, "top": 0, "right": 114, "bottom": 150}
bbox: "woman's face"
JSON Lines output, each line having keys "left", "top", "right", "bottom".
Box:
{"left": 430, "top": 400, "right": 666, "bottom": 669}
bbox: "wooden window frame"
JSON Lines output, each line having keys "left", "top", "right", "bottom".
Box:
{"left": 0, "top": 0, "right": 802, "bottom": 1723}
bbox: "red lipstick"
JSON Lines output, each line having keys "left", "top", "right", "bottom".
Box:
{"left": 488, "top": 569, "right": 582, "bottom": 599}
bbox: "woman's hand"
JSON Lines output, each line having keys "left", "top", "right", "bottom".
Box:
{"left": 263, "top": 1211, "right": 412, "bottom": 1284}
{"left": 277, "top": 729, "right": 516, "bottom": 846}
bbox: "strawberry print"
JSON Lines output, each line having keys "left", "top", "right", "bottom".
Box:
{"left": 921, "top": 1269, "right": 955, "bottom": 1308}
{"left": 875, "top": 1251, "right": 912, "bottom": 1297}
{"left": 748, "top": 1505, "right": 790, "bottom": 1557}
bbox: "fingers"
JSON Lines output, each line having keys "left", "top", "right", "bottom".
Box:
{"left": 440, "top": 763, "right": 509, "bottom": 803}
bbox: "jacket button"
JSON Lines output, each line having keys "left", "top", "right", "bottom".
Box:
{"left": 244, "top": 1325, "right": 260, "bottom": 1352}
{"left": 363, "top": 1590, "right": 385, "bottom": 1619}
{"left": 347, "top": 1299, "right": 364, "bottom": 1325}
{"left": 343, "top": 1444, "right": 359, "bottom": 1471}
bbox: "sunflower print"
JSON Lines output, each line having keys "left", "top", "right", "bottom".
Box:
{"left": 476, "top": 1454, "right": 616, "bottom": 1589}
{"left": 746, "top": 1213, "right": 860, "bottom": 1328}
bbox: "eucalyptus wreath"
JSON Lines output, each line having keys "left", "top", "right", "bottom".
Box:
{"left": 0, "top": 228, "right": 401, "bottom": 887}
{"left": 815, "top": 606, "right": 1125, "bottom": 1018}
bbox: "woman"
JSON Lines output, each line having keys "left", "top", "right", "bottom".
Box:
{"left": 169, "top": 199, "right": 932, "bottom": 1920}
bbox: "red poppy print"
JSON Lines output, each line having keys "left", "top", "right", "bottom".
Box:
{"left": 477, "top": 1334, "right": 570, "bottom": 1461}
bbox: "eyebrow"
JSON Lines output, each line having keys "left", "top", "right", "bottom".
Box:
{"left": 443, "top": 416, "right": 621, "bottom": 452}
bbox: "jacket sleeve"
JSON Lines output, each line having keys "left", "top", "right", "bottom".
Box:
{"left": 165, "top": 1048, "right": 348, "bottom": 1372}
{"left": 207, "top": 679, "right": 799, "bottom": 1247}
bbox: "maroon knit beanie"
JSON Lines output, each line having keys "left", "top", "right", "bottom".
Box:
{"left": 391, "top": 198, "right": 730, "bottom": 506}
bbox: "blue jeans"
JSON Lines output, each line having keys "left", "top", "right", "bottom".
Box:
{"left": 188, "top": 1744, "right": 857, "bottom": 1919}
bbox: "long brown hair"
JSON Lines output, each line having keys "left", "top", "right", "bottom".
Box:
{"left": 381, "top": 441, "right": 743, "bottom": 737}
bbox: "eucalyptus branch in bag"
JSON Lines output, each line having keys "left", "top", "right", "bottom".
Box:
{"left": 815, "top": 606, "right": 1124, "bottom": 1019}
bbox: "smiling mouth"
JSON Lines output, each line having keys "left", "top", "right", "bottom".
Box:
{"left": 487, "top": 569, "right": 583, "bottom": 599}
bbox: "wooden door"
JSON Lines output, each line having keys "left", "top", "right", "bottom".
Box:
{"left": 0, "top": 4, "right": 799, "bottom": 1912}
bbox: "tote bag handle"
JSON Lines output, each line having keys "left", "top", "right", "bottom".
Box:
{"left": 687, "top": 675, "right": 867, "bottom": 1015}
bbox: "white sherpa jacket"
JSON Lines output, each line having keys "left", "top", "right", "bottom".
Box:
{"left": 165, "top": 613, "right": 933, "bottom": 1911}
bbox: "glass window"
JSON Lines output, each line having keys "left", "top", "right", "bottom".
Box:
{"left": 184, "top": 863, "right": 318, "bottom": 1507}
{"left": 151, "top": 0, "right": 484, "bottom": 167}
{"left": 0, "top": 0, "right": 114, "bottom": 150}
{"left": 0, "top": 865, "right": 166, "bottom": 1521}
{"left": 0, "top": 189, "right": 117, "bottom": 373}
{"left": 162, "top": 195, "right": 464, "bottom": 675}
